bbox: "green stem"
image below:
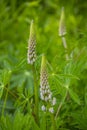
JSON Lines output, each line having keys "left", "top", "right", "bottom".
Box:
{"left": 55, "top": 89, "right": 68, "bottom": 119}
{"left": 32, "top": 64, "right": 39, "bottom": 125}
{"left": 61, "top": 36, "right": 70, "bottom": 101}
{"left": 2, "top": 85, "right": 9, "bottom": 116}
{"left": 42, "top": 112, "right": 47, "bottom": 130}
{"left": 4, "top": 86, "right": 17, "bottom": 99}
{"left": 62, "top": 36, "right": 69, "bottom": 61}
{"left": 51, "top": 114, "right": 56, "bottom": 130}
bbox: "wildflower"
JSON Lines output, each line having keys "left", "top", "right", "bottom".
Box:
{"left": 59, "top": 7, "right": 66, "bottom": 36}
{"left": 49, "top": 107, "right": 54, "bottom": 113}
{"left": 40, "top": 55, "right": 51, "bottom": 102}
{"left": 41, "top": 105, "right": 46, "bottom": 111}
{"left": 40, "top": 55, "right": 56, "bottom": 113}
{"left": 27, "top": 20, "right": 36, "bottom": 64}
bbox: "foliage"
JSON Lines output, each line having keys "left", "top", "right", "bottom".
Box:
{"left": 0, "top": 0, "right": 87, "bottom": 130}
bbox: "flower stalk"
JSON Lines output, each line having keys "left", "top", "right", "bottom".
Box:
{"left": 32, "top": 64, "right": 39, "bottom": 124}
{"left": 40, "top": 55, "right": 56, "bottom": 130}
{"left": 27, "top": 20, "right": 39, "bottom": 124}
{"left": 59, "top": 7, "right": 69, "bottom": 61}
{"left": 56, "top": 7, "right": 70, "bottom": 119}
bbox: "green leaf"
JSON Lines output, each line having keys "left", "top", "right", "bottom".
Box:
{"left": 59, "top": 74, "right": 80, "bottom": 80}
{"left": 31, "top": 116, "right": 40, "bottom": 130}
{"left": 2, "top": 69, "right": 12, "bottom": 86}
{"left": 69, "top": 88, "right": 80, "bottom": 105}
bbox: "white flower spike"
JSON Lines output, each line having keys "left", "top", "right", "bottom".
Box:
{"left": 40, "top": 55, "right": 56, "bottom": 113}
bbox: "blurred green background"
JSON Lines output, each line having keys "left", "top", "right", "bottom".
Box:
{"left": 0, "top": 0, "right": 87, "bottom": 129}
{"left": 0, "top": 0, "right": 87, "bottom": 62}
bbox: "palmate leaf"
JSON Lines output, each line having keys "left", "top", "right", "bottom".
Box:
{"left": 0, "top": 111, "right": 40, "bottom": 130}
{"left": 0, "top": 69, "right": 12, "bottom": 86}
{"left": 49, "top": 73, "right": 65, "bottom": 96}
{"left": 71, "top": 106, "right": 87, "bottom": 130}
{"left": 2, "top": 69, "right": 12, "bottom": 86}
{"left": 49, "top": 71, "right": 79, "bottom": 97}
{"left": 68, "top": 88, "right": 80, "bottom": 105}
{"left": 58, "top": 74, "right": 79, "bottom": 80}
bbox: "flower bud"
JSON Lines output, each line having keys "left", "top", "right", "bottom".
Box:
{"left": 49, "top": 107, "right": 54, "bottom": 113}
{"left": 27, "top": 20, "right": 36, "bottom": 64}
{"left": 41, "top": 105, "right": 46, "bottom": 111}
{"left": 59, "top": 7, "right": 66, "bottom": 36}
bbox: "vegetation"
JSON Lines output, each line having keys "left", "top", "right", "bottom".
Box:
{"left": 0, "top": 0, "right": 87, "bottom": 130}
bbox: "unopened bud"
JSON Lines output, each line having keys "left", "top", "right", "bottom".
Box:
{"left": 59, "top": 7, "right": 66, "bottom": 36}
{"left": 27, "top": 20, "right": 36, "bottom": 64}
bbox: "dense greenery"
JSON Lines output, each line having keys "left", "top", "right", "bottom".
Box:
{"left": 0, "top": 0, "right": 87, "bottom": 130}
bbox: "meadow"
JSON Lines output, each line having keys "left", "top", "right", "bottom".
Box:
{"left": 0, "top": 0, "right": 87, "bottom": 130}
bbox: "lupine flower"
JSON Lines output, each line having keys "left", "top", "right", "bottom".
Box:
{"left": 40, "top": 55, "right": 56, "bottom": 113}
{"left": 40, "top": 55, "right": 52, "bottom": 101}
{"left": 41, "top": 105, "right": 46, "bottom": 111}
{"left": 27, "top": 20, "right": 36, "bottom": 64}
{"left": 59, "top": 7, "right": 66, "bottom": 36}
{"left": 52, "top": 97, "right": 56, "bottom": 106}
{"left": 49, "top": 107, "right": 54, "bottom": 113}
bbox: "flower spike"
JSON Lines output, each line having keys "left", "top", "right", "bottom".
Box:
{"left": 59, "top": 7, "right": 66, "bottom": 36}
{"left": 40, "top": 55, "right": 56, "bottom": 113}
{"left": 27, "top": 20, "right": 36, "bottom": 64}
